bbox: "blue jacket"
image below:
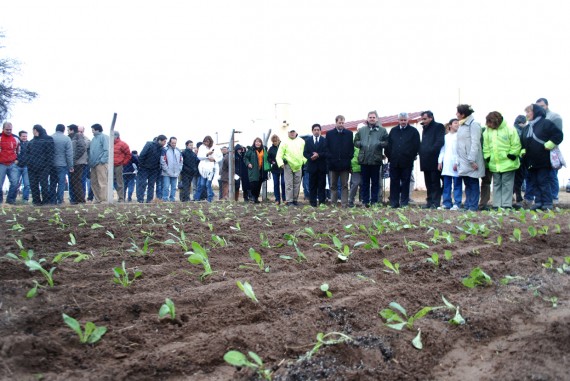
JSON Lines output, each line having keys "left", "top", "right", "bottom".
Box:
{"left": 88, "top": 132, "right": 109, "bottom": 168}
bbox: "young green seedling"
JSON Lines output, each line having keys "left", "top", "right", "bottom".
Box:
{"left": 224, "top": 350, "right": 272, "bottom": 380}
{"left": 299, "top": 332, "right": 352, "bottom": 362}
{"left": 112, "top": 261, "right": 142, "bottom": 287}
{"left": 320, "top": 283, "right": 332, "bottom": 298}
{"left": 26, "top": 260, "right": 56, "bottom": 287}
{"left": 284, "top": 232, "right": 307, "bottom": 262}
{"left": 462, "top": 267, "right": 492, "bottom": 288}
{"left": 62, "top": 313, "right": 107, "bottom": 344}
{"left": 379, "top": 302, "right": 438, "bottom": 331}
{"left": 425, "top": 253, "right": 440, "bottom": 268}
{"left": 511, "top": 228, "right": 522, "bottom": 242}
{"left": 52, "top": 251, "right": 90, "bottom": 264}
{"left": 259, "top": 232, "right": 270, "bottom": 248}
{"left": 500, "top": 275, "right": 525, "bottom": 285}
{"left": 527, "top": 226, "right": 537, "bottom": 238}
{"left": 68, "top": 233, "right": 77, "bottom": 246}
{"left": 412, "top": 329, "right": 423, "bottom": 350}
{"left": 542, "top": 257, "right": 554, "bottom": 269}
{"left": 383, "top": 258, "right": 400, "bottom": 275}
{"left": 246, "top": 248, "right": 269, "bottom": 272}
{"left": 211, "top": 234, "right": 227, "bottom": 248}
{"left": 186, "top": 241, "right": 214, "bottom": 280}
{"left": 404, "top": 237, "right": 429, "bottom": 253}
{"left": 315, "top": 234, "right": 352, "bottom": 261}
{"left": 164, "top": 225, "right": 190, "bottom": 251}
{"left": 158, "top": 298, "right": 176, "bottom": 320}
{"left": 236, "top": 280, "right": 259, "bottom": 303}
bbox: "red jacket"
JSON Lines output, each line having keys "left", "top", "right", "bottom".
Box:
{"left": 0, "top": 132, "right": 19, "bottom": 165}
{"left": 114, "top": 138, "right": 132, "bottom": 166}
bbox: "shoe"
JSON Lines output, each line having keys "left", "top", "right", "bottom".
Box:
{"left": 364, "top": 204, "right": 370, "bottom": 208}
{"left": 479, "top": 205, "right": 491, "bottom": 211}
{"left": 275, "top": 201, "right": 281, "bottom": 205}
{"left": 521, "top": 199, "right": 533, "bottom": 209}
{"left": 348, "top": 203, "right": 355, "bottom": 208}
{"left": 292, "top": 201, "right": 299, "bottom": 206}
{"left": 450, "top": 205, "right": 459, "bottom": 211}
{"left": 530, "top": 204, "right": 542, "bottom": 211}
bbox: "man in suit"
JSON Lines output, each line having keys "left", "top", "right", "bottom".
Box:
{"left": 303, "top": 124, "right": 328, "bottom": 207}
{"left": 326, "top": 115, "right": 354, "bottom": 208}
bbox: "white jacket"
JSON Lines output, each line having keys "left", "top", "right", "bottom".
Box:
{"left": 438, "top": 132, "right": 459, "bottom": 177}
{"left": 197, "top": 145, "right": 223, "bottom": 180}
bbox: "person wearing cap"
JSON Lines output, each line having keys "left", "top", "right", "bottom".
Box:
{"left": 303, "top": 124, "right": 328, "bottom": 207}
{"left": 276, "top": 129, "right": 306, "bottom": 206}
{"left": 513, "top": 115, "right": 528, "bottom": 208}
{"left": 113, "top": 131, "right": 131, "bottom": 202}
{"left": 536, "top": 97, "right": 563, "bottom": 205}
{"left": 386, "top": 112, "right": 420, "bottom": 208}
{"left": 326, "top": 115, "right": 354, "bottom": 208}
{"left": 354, "top": 110, "right": 388, "bottom": 207}
{"left": 520, "top": 104, "right": 563, "bottom": 210}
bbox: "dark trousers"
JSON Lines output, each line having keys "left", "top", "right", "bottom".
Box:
{"left": 271, "top": 170, "right": 286, "bottom": 202}
{"left": 389, "top": 166, "right": 412, "bottom": 207}
{"left": 423, "top": 170, "right": 442, "bottom": 207}
{"left": 123, "top": 174, "right": 136, "bottom": 201}
{"left": 70, "top": 164, "right": 86, "bottom": 203}
{"left": 513, "top": 165, "right": 526, "bottom": 203}
{"left": 479, "top": 167, "right": 492, "bottom": 207}
{"left": 136, "top": 168, "right": 159, "bottom": 203}
{"left": 462, "top": 176, "right": 480, "bottom": 211}
{"left": 309, "top": 169, "right": 327, "bottom": 206}
{"left": 179, "top": 173, "right": 194, "bottom": 202}
{"left": 361, "top": 164, "right": 381, "bottom": 205}
{"left": 529, "top": 167, "right": 553, "bottom": 208}
{"left": 29, "top": 168, "right": 50, "bottom": 205}
{"left": 250, "top": 180, "right": 262, "bottom": 200}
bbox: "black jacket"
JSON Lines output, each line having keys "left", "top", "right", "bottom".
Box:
{"left": 386, "top": 125, "right": 421, "bottom": 169}
{"left": 325, "top": 128, "right": 354, "bottom": 171}
{"left": 181, "top": 148, "right": 199, "bottom": 176}
{"left": 267, "top": 144, "right": 281, "bottom": 172}
{"left": 522, "top": 105, "right": 564, "bottom": 169}
{"left": 419, "top": 120, "right": 445, "bottom": 171}
{"left": 26, "top": 132, "right": 54, "bottom": 172}
{"left": 303, "top": 135, "right": 328, "bottom": 174}
{"left": 138, "top": 141, "right": 163, "bottom": 170}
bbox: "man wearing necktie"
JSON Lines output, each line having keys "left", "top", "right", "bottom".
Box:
{"left": 303, "top": 124, "right": 328, "bottom": 207}
{"left": 326, "top": 115, "right": 354, "bottom": 207}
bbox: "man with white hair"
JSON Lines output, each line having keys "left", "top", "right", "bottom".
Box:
{"left": 385, "top": 112, "right": 420, "bottom": 208}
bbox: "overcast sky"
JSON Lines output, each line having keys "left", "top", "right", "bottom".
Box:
{"left": 2, "top": 0, "right": 569, "bottom": 180}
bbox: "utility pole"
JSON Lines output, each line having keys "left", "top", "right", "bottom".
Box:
{"left": 107, "top": 113, "right": 117, "bottom": 204}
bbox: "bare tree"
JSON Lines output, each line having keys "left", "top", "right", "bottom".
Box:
{"left": 0, "top": 32, "right": 37, "bottom": 121}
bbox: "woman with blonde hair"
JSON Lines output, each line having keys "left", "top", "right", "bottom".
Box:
{"left": 267, "top": 134, "right": 286, "bottom": 204}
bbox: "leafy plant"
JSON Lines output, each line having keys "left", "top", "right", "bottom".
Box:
{"left": 186, "top": 241, "right": 214, "bottom": 280}
{"left": 382, "top": 258, "right": 400, "bottom": 275}
{"left": 211, "top": 234, "right": 227, "bottom": 248}
{"left": 542, "top": 257, "right": 554, "bottom": 269}
{"left": 315, "top": 235, "right": 352, "bottom": 261}
{"left": 62, "top": 313, "right": 107, "bottom": 344}
{"left": 462, "top": 267, "right": 492, "bottom": 288}
{"left": 68, "top": 233, "right": 77, "bottom": 246}
{"left": 259, "top": 232, "right": 270, "bottom": 248}
{"left": 527, "top": 226, "right": 537, "bottom": 238}
{"left": 224, "top": 350, "right": 272, "bottom": 380}
{"left": 379, "top": 302, "right": 436, "bottom": 331}
{"left": 284, "top": 232, "right": 307, "bottom": 262}
{"left": 425, "top": 253, "right": 440, "bottom": 268}
{"left": 164, "top": 225, "right": 190, "bottom": 251}
{"left": 112, "top": 261, "right": 142, "bottom": 287}
{"left": 158, "top": 298, "right": 176, "bottom": 320}
{"left": 320, "top": 283, "right": 332, "bottom": 298}
{"left": 500, "top": 275, "right": 524, "bottom": 285}
{"left": 443, "top": 250, "right": 452, "bottom": 261}
{"left": 511, "top": 228, "right": 522, "bottom": 242}
{"left": 247, "top": 248, "right": 269, "bottom": 272}
{"left": 404, "top": 238, "right": 429, "bottom": 253}
{"left": 412, "top": 329, "right": 423, "bottom": 350}
{"left": 299, "top": 332, "right": 352, "bottom": 361}
{"left": 26, "top": 260, "right": 56, "bottom": 287}
{"left": 5, "top": 240, "right": 37, "bottom": 265}
{"left": 26, "top": 280, "right": 41, "bottom": 298}
{"left": 236, "top": 280, "right": 259, "bottom": 303}
{"left": 441, "top": 295, "right": 465, "bottom": 325}
{"left": 127, "top": 236, "right": 154, "bottom": 256}
{"left": 52, "top": 251, "right": 90, "bottom": 264}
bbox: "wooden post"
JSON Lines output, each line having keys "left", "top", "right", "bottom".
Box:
{"left": 107, "top": 113, "right": 117, "bottom": 204}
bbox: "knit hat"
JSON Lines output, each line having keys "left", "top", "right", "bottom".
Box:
{"left": 514, "top": 115, "right": 527, "bottom": 125}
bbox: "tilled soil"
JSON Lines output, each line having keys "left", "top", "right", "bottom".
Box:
{"left": 0, "top": 202, "right": 569, "bottom": 381}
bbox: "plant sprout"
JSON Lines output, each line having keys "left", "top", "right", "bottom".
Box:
{"left": 62, "top": 313, "right": 107, "bottom": 344}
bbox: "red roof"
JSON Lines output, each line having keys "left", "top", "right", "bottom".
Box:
{"left": 321, "top": 112, "right": 422, "bottom": 134}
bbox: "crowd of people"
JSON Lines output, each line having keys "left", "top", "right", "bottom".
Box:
{"left": 0, "top": 98, "right": 564, "bottom": 209}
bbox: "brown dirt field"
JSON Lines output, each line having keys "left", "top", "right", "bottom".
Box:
{"left": 1, "top": 202, "right": 569, "bottom": 381}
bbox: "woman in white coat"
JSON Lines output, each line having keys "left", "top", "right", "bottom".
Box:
{"left": 438, "top": 119, "right": 462, "bottom": 210}
{"left": 193, "top": 135, "right": 223, "bottom": 202}
{"left": 455, "top": 104, "right": 485, "bottom": 211}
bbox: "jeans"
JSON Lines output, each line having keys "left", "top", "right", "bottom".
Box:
{"left": 271, "top": 170, "right": 286, "bottom": 202}
{"left": 15, "top": 166, "right": 30, "bottom": 201}
{"left": 123, "top": 174, "right": 136, "bottom": 201}
{"left": 162, "top": 176, "right": 178, "bottom": 201}
{"left": 156, "top": 175, "right": 163, "bottom": 199}
{"left": 442, "top": 175, "right": 462, "bottom": 208}
{"left": 302, "top": 170, "right": 310, "bottom": 199}
{"left": 462, "top": 176, "right": 480, "bottom": 211}
{"left": 550, "top": 169, "right": 559, "bottom": 202}
{"left": 194, "top": 176, "right": 214, "bottom": 202}
{"left": 136, "top": 168, "right": 160, "bottom": 203}
{"left": 529, "top": 167, "right": 553, "bottom": 208}
{"left": 0, "top": 162, "right": 19, "bottom": 203}
{"left": 361, "top": 164, "right": 381, "bottom": 205}
{"left": 49, "top": 166, "right": 68, "bottom": 204}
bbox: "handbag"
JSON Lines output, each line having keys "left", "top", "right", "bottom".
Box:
{"left": 550, "top": 147, "right": 566, "bottom": 170}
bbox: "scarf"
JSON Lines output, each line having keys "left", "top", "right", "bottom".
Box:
{"left": 256, "top": 148, "right": 264, "bottom": 169}
{"left": 526, "top": 116, "right": 542, "bottom": 139}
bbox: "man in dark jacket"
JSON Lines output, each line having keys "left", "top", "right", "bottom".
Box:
{"left": 180, "top": 140, "right": 199, "bottom": 201}
{"left": 68, "top": 124, "right": 87, "bottom": 204}
{"left": 303, "top": 124, "right": 328, "bottom": 207}
{"left": 136, "top": 135, "right": 167, "bottom": 203}
{"left": 521, "top": 104, "right": 563, "bottom": 210}
{"left": 386, "top": 113, "right": 421, "bottom": 208}
{"left": 235, "top": 144, "right": 251, "bottom": 201}
{"left": 419, "top": 110, "right": 445, "bottom": 208}
{"left": 123, "top": 150, "right": 139, "bottom": 202}
{"left": 326, "top": 115, "right": 354, "bottom": 208}
{"left": 16, "top": 130, "right": 30, "bottom": 203}
{"left": 26, "top": 125, "right": 55, "bottom": 205}
{"left": 354, "top": 110, "right": 389, "bottom": 207}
